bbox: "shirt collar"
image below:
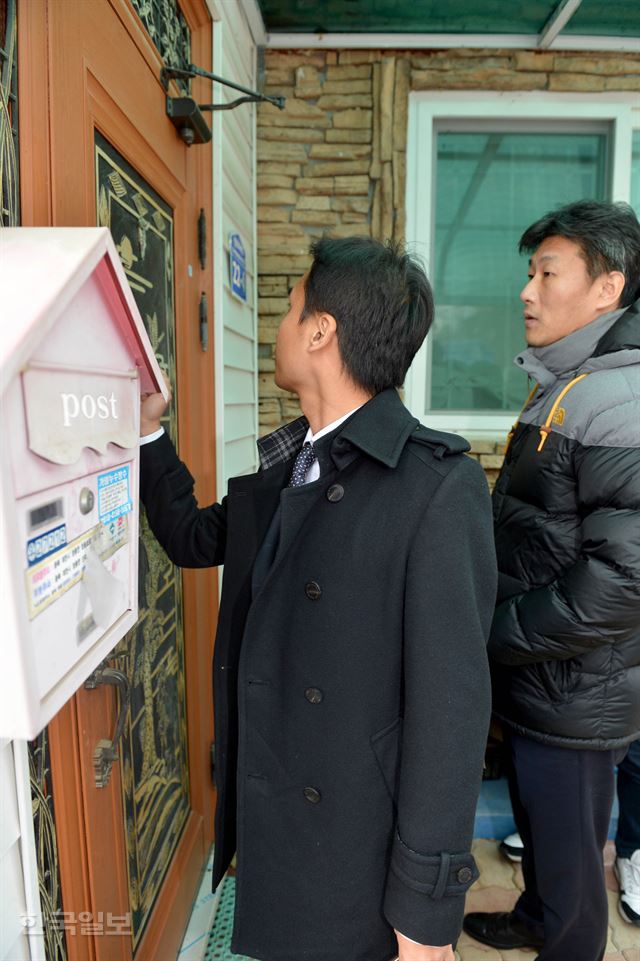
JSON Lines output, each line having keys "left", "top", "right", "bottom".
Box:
{"left": 303, "top": 406, "right": 363, "bottom": 446}
{"left": 256, "top": 388, "right": 419, "bottom": 472}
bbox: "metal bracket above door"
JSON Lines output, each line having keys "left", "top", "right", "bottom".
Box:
{"left": 161, "top": 62, "right": 285, "bottom": 145}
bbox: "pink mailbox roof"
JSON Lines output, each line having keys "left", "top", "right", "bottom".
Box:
{"left": 0, "top": 227, "right": 169, "bottom": 399}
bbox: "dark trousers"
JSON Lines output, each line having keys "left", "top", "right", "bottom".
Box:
{"left": 507, "top": 732, "right": 623, "bottom": 961}
{"left": 616, "top": 738, "right": 640, "bottom": 859}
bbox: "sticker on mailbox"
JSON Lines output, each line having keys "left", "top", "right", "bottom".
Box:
{"left": 97, "top": 466, "right": 132, "bottom": 525}
{"left": 25, "top": 517, "right": 129, "bottom": 620}
{"left": 26, "top": 524, "right": 67, "bottom": 567}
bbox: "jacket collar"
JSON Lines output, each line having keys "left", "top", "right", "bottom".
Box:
{"left": 594, "top": 297, "right": 640, "bottom": 356}
{"left": 256, "top": 388, "right": 418, "bottom": 473}
{"left": 513, "top": 306, "right": 628, "bottom": 387}
{"left": 330, "top": 388, "right": 418, "bottom": 470}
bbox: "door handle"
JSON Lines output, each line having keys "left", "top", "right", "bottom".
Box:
{"left": 199, "top": 291, "right": 208, "bottom": 351}
{"left": 84, "top": 666, "right": 130, "bottom": 788}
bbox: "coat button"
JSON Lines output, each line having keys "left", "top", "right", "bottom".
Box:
{"left": 305, "top": 687, "right": 323, "bottom": 704}
{"left": 305, "top": 580, "right": 322, "bottom": 600}
{"left": 456, "top": 866, "right": 473, "bottom": 884}
{"left": 326, "top": 484, "right": 344, "bottom": 502}
{"left": 303, "top": 786, "right": 321, "bottom": 804}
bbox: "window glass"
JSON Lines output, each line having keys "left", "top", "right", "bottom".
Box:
{"left": 632, "top": 129, "right": 640, "bottom": 216}
{"left": 430, "top": 131, "right": 608, "bottom": 412}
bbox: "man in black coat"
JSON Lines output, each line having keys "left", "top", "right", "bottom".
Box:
{"left": 463, "top": 201, "right": 640, "bottom": 961}
{"left": 139, "top": 237, "right": 497, "bottom": 961}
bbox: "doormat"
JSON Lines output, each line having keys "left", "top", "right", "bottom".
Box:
{"left": 204, "top": 876, "right": 255, "bottom": 961}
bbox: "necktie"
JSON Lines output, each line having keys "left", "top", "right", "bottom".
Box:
{"left": 288, "top": 441, "right": 317, "bottom": 487}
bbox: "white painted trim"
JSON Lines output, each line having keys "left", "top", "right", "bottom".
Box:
{"left": 404, "top": 103, "right": 431, "bottom": 424}
{"left": 548, "top": 35, "right": 640, "bottom": 51}
{"left": 538, "top": 0, "right": 582, "bottom": 50}
{"left": 265, "top": 32, "right": 640, "bottom": 53}
{"left": 410, "top": 91, "right": 636, "bottom": 119}
{"left": 211, "top": 6, "right": 259, "bottom": 499}
{"left": 252, "top": 47, "right": 260, "bottom": 458}
{"left": 266, "top": 32, "right": 537, "bottom": 49}
{"left": 212, "top": 16, "right": 226, "bottom": 505}
{"left": 251, "top": 45, "right": 259, "bottom": 456}
{"left": 14, "top": 739, "right": 46, "bottom": 961}
{"left": 205, "top": 0, "right": 221, "bottom": 22}
{"left": 405, "top": 92, "right": 636, "bottom": 430}
{"left": 238, "top": 0, "right": 267, "bottom": 47}
{"left": 419, "top": 413, "right": 516, "bottom": 434}
{"left": 612, "top": 122, "right": 634, "bottom": 204}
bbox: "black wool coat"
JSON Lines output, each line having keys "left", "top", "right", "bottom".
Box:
{"left": 140, "top": 389, "right": 497, "bottom": 961}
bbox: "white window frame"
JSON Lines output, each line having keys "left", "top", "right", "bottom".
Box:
{"left": 405, "top": 91, "right": 637, "bottom": 436}
{"left": 632, "top": 111, "right": 640, "bottom": 214}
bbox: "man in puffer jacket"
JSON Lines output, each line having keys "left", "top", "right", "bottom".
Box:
{"left": 463, "top": 200, "right": 640, "bottom": 961}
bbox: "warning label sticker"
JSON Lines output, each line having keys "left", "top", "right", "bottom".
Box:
{"left": 25, "top": 515, "right": 128, "bottom": 620}
{"left": 97, "top": 466, "right": 132, "bottom": 525}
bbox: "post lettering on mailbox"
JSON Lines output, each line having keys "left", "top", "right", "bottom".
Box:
{"left": 61, "top": 392, "right": 119, "bottom": 427}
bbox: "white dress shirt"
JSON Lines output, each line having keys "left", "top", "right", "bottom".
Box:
{"left": 299, "top": 406, "right": 362, "bottom": 483}
{"left": 140, "top": 426, "right": 165, "bottom": 445}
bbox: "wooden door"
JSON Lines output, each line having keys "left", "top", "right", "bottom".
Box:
{"left": 18, "top": 1, "right": 217, "bottom": 958}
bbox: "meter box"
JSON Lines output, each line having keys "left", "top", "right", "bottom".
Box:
{"left": 0, "top": 228, "right": 168, "bottom": 739}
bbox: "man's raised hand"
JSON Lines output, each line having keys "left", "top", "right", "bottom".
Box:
{"left": 140, "top": 370, "right": 172, "bottom": 436}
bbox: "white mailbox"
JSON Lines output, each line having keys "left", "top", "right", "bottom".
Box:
{"left": 0, "top": 228, "right": 168, "bottom": 738}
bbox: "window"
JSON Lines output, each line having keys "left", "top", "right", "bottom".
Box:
{"left": 406, "top": 95, "right": 636, "bottom": 433}
{"left": 431, "top": 127, "right": 607, "bottom": 414}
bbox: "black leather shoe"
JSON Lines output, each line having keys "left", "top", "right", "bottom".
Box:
{"left": 463, "top": 911, "right": 544, "bottom": 950}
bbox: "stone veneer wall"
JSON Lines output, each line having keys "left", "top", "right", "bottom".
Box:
{"left": 256, "top": 47, "right": 640, "bottom": 484}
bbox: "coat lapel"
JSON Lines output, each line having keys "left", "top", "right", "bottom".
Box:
{"left": 233, "top": 389, "right": 420, "bottom": 604}
{"left": 226, "top": 460, "right": 291, "bottom": 579}
{"left": 277, "top": 473, "right": 336, "bottom": 565}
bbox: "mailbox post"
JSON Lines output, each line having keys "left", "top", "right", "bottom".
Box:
{"left": 0, "top": 228, "right": 168, "bottom": 739}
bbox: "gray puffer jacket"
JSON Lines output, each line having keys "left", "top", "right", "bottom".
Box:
{"left": 490, "top": 299, "right": 640, "bottom": 749}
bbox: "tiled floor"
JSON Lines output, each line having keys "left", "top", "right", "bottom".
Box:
{"left": 459, "top": 839, "right": 640, "bottom": 961}
{"left": 202, "top": 876, "right": 252, "bottom": 961}
{"left": 183, "top": 840, "right": 640, "bottom": 961}
{"left": 177, "top": 850, "right": 221, "bottom": 961}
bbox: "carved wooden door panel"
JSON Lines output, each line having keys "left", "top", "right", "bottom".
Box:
{"left": 18, "top": 1, "right": 217, "bottom": 959}
{"left": 94, "top": 132, "right": 192, "bottom": 951}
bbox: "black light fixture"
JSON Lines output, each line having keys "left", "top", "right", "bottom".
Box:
{"left": 162, "top": 64, "right": 285, "bottom": 146}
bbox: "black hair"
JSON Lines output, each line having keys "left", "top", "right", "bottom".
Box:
{"left": 301, "top": 236, "right": 434, "bottom": 394}
{"left": 519, "top": 200, "right": 640, "bottom": 307}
